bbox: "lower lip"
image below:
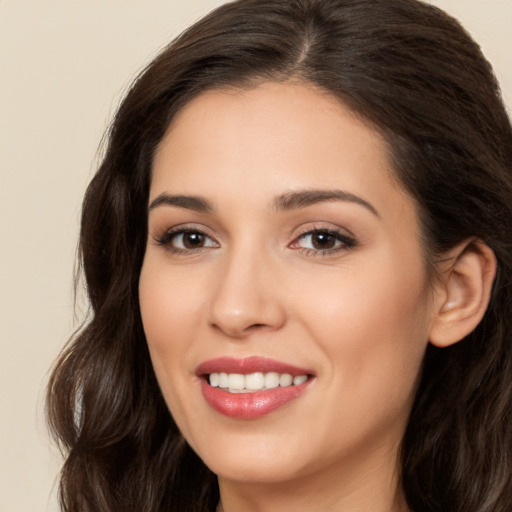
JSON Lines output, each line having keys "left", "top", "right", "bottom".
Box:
{"left": 200, "top": 379, "right": 311, "bottom": 419}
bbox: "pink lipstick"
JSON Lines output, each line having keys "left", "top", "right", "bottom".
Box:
{"left": 197, "top": 356, "right": 314, "bottom": 419}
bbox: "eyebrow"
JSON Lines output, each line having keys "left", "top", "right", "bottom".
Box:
{"left": 149, "top": 194, "right": 213, "bottom": 212}
{"left": 273, "top": 189, "right": 380, "bottom": 217}
{"left": 148, "top": 189, "right": 379, "bottom": 217}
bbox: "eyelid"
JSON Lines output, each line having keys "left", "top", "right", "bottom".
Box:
{"left": 150, "top": 221, "right": 356, "bottom": 257}
{"left": 293, "top": 222, "right": 355, "bottom": 240}
{"left": 152, "top": 224, "right": 220, "bottom": 252}
{"left": 289, "top": 224, "right": 357, "bottom": 256}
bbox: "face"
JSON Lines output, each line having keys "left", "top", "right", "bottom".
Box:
{"left": 139, "top": 82, "right": 436, "bottom": 487}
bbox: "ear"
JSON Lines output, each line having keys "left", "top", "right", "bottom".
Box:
{"left": 429, "top": 239, "right": 496, "bottom": 348}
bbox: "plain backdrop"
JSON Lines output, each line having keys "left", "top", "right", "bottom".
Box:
{"left": 0, "top": 1, "right": 510, "bottom": 511}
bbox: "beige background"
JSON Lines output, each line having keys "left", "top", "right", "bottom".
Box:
{"left": 0, "top": 1, "right": 510, "bottom": 511}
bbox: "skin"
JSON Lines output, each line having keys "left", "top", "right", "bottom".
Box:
{"left": 139, "top": 82, "right": 443, "bottom": 512}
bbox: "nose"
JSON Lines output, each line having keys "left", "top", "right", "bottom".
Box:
{"left": 207, "top": 248, "right": 286, "bottom": 339}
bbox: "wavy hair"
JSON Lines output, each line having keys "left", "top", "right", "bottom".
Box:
{"left": 47, "top": 0, "right": 512, "bottom": 510}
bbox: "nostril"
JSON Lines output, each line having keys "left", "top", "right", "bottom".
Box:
{"left": 207, "top": 292, "right": 287, "bottom": 337}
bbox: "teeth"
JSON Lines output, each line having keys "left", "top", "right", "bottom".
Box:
{"left": 279, "top": 373, "right": 293, "bottom": 386}
{"left": 245, "top": 372, "right": 264, "bottom": 390}
{"left": 218, "top": 372, "right": 229, "bottom": 388}
{"left": 208, "top": 372, "right": 309, "bottom": 392}
{"left": 265, "top": 372, "right": 280, "bottom": 389}
{"left": 209, "top": 373, "right": 220, "bottom": 387}
{"left": 228, "top": 373, "right": 245, "bottom": 391}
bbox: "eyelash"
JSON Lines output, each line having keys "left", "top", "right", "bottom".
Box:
{"left": 292, "top": 227, "right": 356, "bottom": 256}
{"left": 153, "top": 228, "right": 218, "bottom": 255}
{"left": 153, "top": 226, "right": 356, "bottom": 257}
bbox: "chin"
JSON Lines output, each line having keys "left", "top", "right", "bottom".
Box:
{"left": 192, "top": 433, "right": 312, "bottom": 484}
{"left": 210, "top": 458, "right": 306, "bottom": 485}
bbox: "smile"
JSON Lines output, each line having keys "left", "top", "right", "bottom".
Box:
{"left": 197, "top": 357, "right": 315, "bottom": 419}
{"left": 208, "top": 372, "right": 309, "bottom": 393}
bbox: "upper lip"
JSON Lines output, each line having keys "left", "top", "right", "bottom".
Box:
{"left": 196, "top": 356, "right": 313, "bottom": 376}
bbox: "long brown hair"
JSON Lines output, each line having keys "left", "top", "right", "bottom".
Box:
{"left": 47, "top": 1, "right": 512, "bottom": 510}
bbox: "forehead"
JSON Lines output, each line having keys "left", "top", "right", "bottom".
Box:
{"left": 151, "top": 82, "right": 410, "bottom": 218}
{"left": 156, "top": 82, "right": 384, "bottom": 162}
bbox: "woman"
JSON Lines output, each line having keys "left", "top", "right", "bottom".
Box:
{"left": 47, "top": 0, "right": 512, "bottom": 511}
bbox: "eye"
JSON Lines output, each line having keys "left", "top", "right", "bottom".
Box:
{"left": 155, "top": 228, "right": 218, "bottom": 252}
{"left": 291, "top": 228, "right": 355, "bottom": 255}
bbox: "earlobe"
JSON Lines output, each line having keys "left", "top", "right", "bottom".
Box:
{"left": 429, "top": 239, "right": 496, "bottom": 348}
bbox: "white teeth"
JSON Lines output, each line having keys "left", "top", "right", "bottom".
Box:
{"left": 228, "top": 373, "right": 245, "bottom": 390}
{"left": 264, "top": 372, "right": 280, "bottom": 389}
{"left": 293, "top": 375, "right": 308, "bottom": 386}
{"left": 218, "top": 372, "right": 229, "bottom": 388}
{"left": 208, "top": 372, "right": 309, "bottom": 392}
{"left": 209, "top": 373, "right": 220, "bottom": 387}
{"left": 279, "top": 373, "right": 293, "bottom": 387}
{"left": 245, "top": 372, "right": 265, "bottom": 390}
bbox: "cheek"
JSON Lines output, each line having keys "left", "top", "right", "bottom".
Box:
{"left": 294, "top": 251, "right": 432, "bottom": 401}
{"left": 139, "top": 256, "right": 206, "bottom": 344}
{"left": 138, "top": 258, "right": 206, "bottom": 407}
{"left": 301, "top": 272, "right": 430, "bottom": 455}
{"left": 299, "top": 253, "right": 429, "bottom": 334}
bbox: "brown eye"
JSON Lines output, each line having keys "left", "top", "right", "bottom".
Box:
{"left": 156, "top": 229, "right": 218, "bottom": 251}
{"left": 293, "top": 228, "right": 356, "bottom": 254}
{"left": 310, "top": 232, "right": 337, "bottom": 250}
{"left": 181, "top": 231, "right": 206, "bottom": 248}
